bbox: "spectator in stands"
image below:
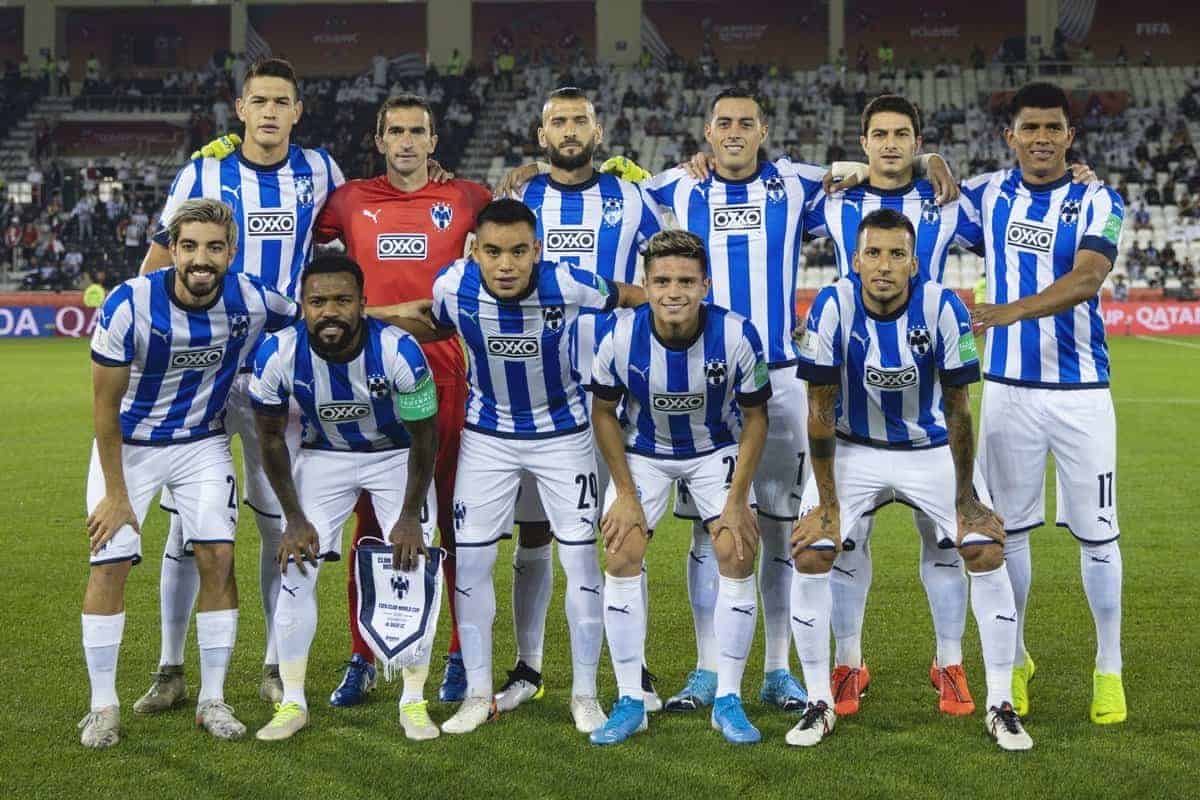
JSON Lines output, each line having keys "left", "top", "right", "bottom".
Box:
{"left": 1133, "top": 204, "right": 1152, "bottom": 231}
{"left": 212, "top": 93, "right": 231, "bottom": 132}
{"left": 85, "top": 53, "right": 100, "bottom": 92}
{"left": 71, "top": 195, "right": 95, "bottom": 241}
{"left": 877, "top": 41, "right": 894, "bottom": 77}
{"left": 1145, "top": 183, "right": 1162, "bottom": 206}
{"left": 57, "top": 55, "right": 70, "bottom": 96}
{"left": 372, "top": 50, "right": 388, "bottom": 88}
{"left": 1116, "top": 45, "right": 1128, "bottom": 65}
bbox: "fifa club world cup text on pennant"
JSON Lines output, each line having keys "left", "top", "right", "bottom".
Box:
{"left": 354, "top": 543, "right": 444, "bottom": 680}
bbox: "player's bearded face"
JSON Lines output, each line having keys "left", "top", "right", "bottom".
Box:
{"left": 170, "top": 222, "right": 232, "bottom": 301}
{"left": 237, "top": 77, "right": 301, "bottom": 151}
{"left": 854, "top": 227, "right": 917, "bottom": 306}
{"left": 540, "top": 99, "right": 601, "bottom": 171}
{"left": 473, "top": 222, "right": 541, "bottom": 298}
{"left": 706, "top": 98, "right": 766, "bottom": 174}
{"left": 862, "top": 111, "right": 920, "bottom": 179}
{"left": 1006, "top": 107, "right": 1074, "bottom": 178}
{"left": 645, "top": 257, "right": 709, "bottom": 329}
{"left": 303, "top": 273, "right": 364, "bottom": 352}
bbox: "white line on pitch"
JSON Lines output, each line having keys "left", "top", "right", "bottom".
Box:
{"left": 1134, "top": 335, "right": 1200, "bottom": 350}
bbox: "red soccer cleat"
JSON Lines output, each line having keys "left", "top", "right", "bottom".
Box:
{"left": 831, "top": 663, "right": 871, "bottom": 716}
{"left": 930, "top": 661, "right": 976, "bottom": 715}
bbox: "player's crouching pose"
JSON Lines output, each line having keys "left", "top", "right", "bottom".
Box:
{"left": 588, "top": 230, "right": 771, "bottom": 746}
{"left": 80, "top": 199, "right": 298, "bottom": 748}
{"left": 787, "top": 210, "right": 1032, "bottom": 751}
{"left": 431, "top": 199, "right": 646, "bottom": 735}
{"left": 250, "top": 255, "right": 439, "bottom": 742}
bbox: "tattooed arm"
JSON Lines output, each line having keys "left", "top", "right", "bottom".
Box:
{"left": 943, "top": 384, "right": 1004, "bottom": 544}
{"left": 791, "top": 382, "right": 841, "bottom": 556}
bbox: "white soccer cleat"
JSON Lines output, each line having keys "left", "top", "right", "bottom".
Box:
{"left": 78, "top": 706, "right": 120, "bottom": 749}
{"left": 441, "top": 697, "right": 497, "bottom": 735}
{"left": 569, "top": 695, "right": 608, "bottom": 734}
{"left": 133, "top": 667, "right": 187, "bottom": 714}
{"left": 986, "top": 702, "right": 1034, "bottom": 751}
{"left": 494, "top": 661, "right": 544, "bottom": 713}
{"left": 256, "top": 702, "right": 308, "bottom": 742}
{"left": 259, "top": 665, "right": 284, "bottom": 704}
{"left": 642, "top": 667, "right": 663, "bottom": 713}
{"left": 196, "top": 700, "right": 247, "bottom": 741}
{"left": 785, "top": 701, "right": 836, "bottom": 747}
{"left": 399, "top": 700, "right": 440, "bottom": 741}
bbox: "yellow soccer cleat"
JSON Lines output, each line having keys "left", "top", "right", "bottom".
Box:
{"left": 1090, "top": 671, "right": 1127, "bottom": 724}
{"left": 1011, "top": 652, "right": 1036, "bottom": 717}
{"left": 600, "top": 155, "right": 651, "bottom": 184}
{"left": 256, "top": 701, "right": 308, "bottom": 741}
{"left": 191, "top": 133, "right": 242, "bottom": 161}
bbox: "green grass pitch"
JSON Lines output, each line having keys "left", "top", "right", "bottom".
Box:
{"left": 2, "top": 336, "right": 1197, "bottom": 799}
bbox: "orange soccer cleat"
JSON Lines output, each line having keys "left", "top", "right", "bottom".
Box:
{"left": 831, "top": 663, "right": 871, "bottom": 716}
{"left": 930, "top": 661, "right": 976, "bottom": 715}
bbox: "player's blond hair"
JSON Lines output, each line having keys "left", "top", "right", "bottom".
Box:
{"left": 167, "top": 198, "right": 239, "bottom": 250}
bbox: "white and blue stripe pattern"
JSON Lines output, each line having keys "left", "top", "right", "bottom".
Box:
{"left": 90, "top": 268, "right": 297, "bottom": 445}
{"left": 250, "top": 317, "right": 431, "bottom": 451}
{"left": 644, "top": 158, "right": 825, "bottom": 366}
{"left": 432, "top": 258, "right": 618, "bottom": 438}
{"left": 154, "top": 145, "right": 344, "bottom": 300}
{"left": 796, "top": 277, "right": 980, "bottom": 449}
{"left": 590, "top": 303, "right": 771, "bottom": 458}
{"left": 960, "top": 170, "right": 1122, "bottom": 388}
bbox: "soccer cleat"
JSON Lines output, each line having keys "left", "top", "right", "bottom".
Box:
{"left": 259, "top": 664, "right": 284, "bottom": 704}
{"left": 570, "top": 695, "right": 608, "bottom": 734}
{"left": 442, "top": 697, "right": 498, "bottom": 735}
{"left": 589, "top": 697, "right": 647, "bottom": 745}
{"left": 786, "top": 701, "right": 836, "bottom": 747}
{"left": 930, "top": 661, "right": 976, "bottom": 715}
{"left": 329, "top": 654, "right": 377, "bottom": 707}
{"left": 78, "top": 706, "right": 120, "bottom": 749}
{"left": 256, "top": 702, "right": 308, "bottom": 741}
{"left": 133, "top": 666, "right": 188, "bottom": 714}
{"left": 494, "top": 660, "right": 544, "bottom": 712}
{"left": 985, "top": 702, "right": 1033, "bottom": 751}
{"left": 642, "top": 666, "right": 662, "bottom": 713}
{"left": 759, "top": 669, "right": 808, "bottom": 711}
{"left": 831, "top": 663, "right": 871, "bottom": 716}
{"left": 196, "top": 700, "right": 246, "bottom": 740}
{"left": 1090, "top": 671, "right": 1127, "bottom": 725}
{"left": 399, "top": 700, "right": 440, "bottom": 741}
{"left": 438, "top": 652, "right": 467, "bottom": 703}
{"left": 710, "top": 694, "right": 761, "bottom": 744}
{"left": 1011, "top": 652, "right": 1036, "bottom": 717}
{"left": 664, "top": 669, "right": 718, "bottom": 711}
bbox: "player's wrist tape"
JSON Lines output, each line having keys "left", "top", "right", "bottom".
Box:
{"left": 395, "top": 376, "right": 438, "bottom": 421}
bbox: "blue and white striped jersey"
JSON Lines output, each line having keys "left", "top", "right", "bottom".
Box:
{"left": 589, "top": 303, "right": 771, "bottom": 458}
{"left": 796, "top": 277, "right": 980, "bottom": 449}
{"left": 90, "top": 268, "right": 298, "bottom": 445}
{"left": 153, "top": 146, "right": 345, "bottom": 300}
{"left": 960, "top": 170, "right": 1122, "bottom": 388}
{"left": 805, "top": 180, "right": 981, "bottom": 282}
{"left": 643, "top": 159, "right": 825, "bottom": 366}
{"left": 432, "top": 258, "right": 618, "bottom": 438}
{"left": 250, "top": 317, "right": 433, "bottom": 451}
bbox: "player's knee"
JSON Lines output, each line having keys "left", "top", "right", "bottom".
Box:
{"left": 192, "top": 542, "right": 236, "bottom": 578}
{"left": 604, "top": 535, "right": 647, "bottom": 577}
{"left": 517, "top": 521, "right": 553, "bottom": 548}
{"left": 795, "top": 547, "right": 835, "bottom": 575}
{"left": 712, "top": 533, "right": 757, "bottom": 578}
{"left": 961, "top": 541, "right": 1004, "bottom": 573}
{"left": 87, "top": 560, "right": 132, "bottom": 589}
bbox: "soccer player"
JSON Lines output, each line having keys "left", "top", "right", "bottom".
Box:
{"left": 313, "top": 94, "right": 492, "bottom": 706}
{"left": 587, "top": 230, "right": 771, "bottom": 745}
{"left": 135, "top": 58, "right": 344, "bottom": 710}
{"left": 80, "top": 198, "right": 298, "bottom": 748}
{"left": 966, "top": 82, "right": 1127, "bottom": 724}
{"left": 494, "top": 86, "right": 664, "bottom": 713}
{"left": 249, "top": 254, "right": 439, "bottom": 741}
{"left": 788, "top": 209, "right": 1031, "bottom": 751}
{"left": 430, "top": 199, "right": 646, "bottom": 735}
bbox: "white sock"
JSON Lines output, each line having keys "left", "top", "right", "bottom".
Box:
{"left": 968, "top": 564, "right": 1017, "bottom": 710}
{"left": 400, "top": 659, "right": 430, "bottom": 706}
{"left": 195, "top": 609, "right": 238, "bottom": 706}
{"left": 455, "top": 544, "right": 498, "bottom": 698}
{"left": 1080, "top": 541, "right": 1123, "bottom": 674}
{"left": 1003, "top": 532, "right": 1032, "bottom": 663}
{"left": 82, "top": 612, "right": 125, "bottom": 711}
{"left": 255, "top": 511, "right": 284, "bottom": 666}
{"left": 604, "top": 573, "right": 645, "bottom": 701}
{"left": 756, "top": 517, "right": 793, "bottom": 673}
{"left": 159, "top": 517, "right": 198, "bottom": 667}
{"left": 714, "top": 574, "right": 757, "bottom": 698}
{"left": 275, "top": 565, "right": 320, "bottom": 710}
{"left": 791, "top": 571, "right": 833, "bottom": 706}
{"left": 830, "top": 518, "right": 872, "bottom": 667}
{"left": 686, "top": 523, "right": 718, "bottom": 672}
{"left": 558, "top": 542, "right": 604, "bottom": 697}
{"left": 916, "top": 510, "right": 967, "bottom": 666}
{"left": 512, "top": 543, "right": 553, "bottom": 672}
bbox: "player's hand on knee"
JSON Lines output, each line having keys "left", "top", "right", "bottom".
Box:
{"left": 278, "top": 518, "right": 320, "bottom": 576}
{"left": 713, "top": 502, "right": 759, "bottom": 562}
{"left": 956, "top": 496, "right": 1005, "bottom": 547}
{"left": 601, "top": 494, "right": 648, "bottom": 555}
{"left": 681, "top": 151, "right": 715, "bottom": 181}
{"left": 389, "top": 515, "right": 428, "bottom": 572}
{"left": 790, "top": 503, "right": 841, "bottom": 559}
{"left": 86, "top": 493, "right": 139, "bottom": 554}
{"left": 427, "top": 158, "right": 454, "bottom": 183}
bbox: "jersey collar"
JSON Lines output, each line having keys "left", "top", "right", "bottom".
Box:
{"left": 165, "top": 268, "right": 224, "bottom": 312}
{"left": 547, "top": 171, "right": 601, "bottom": 192}
{"left": 862, "top": 180, "right": 916, "bottom": 197}
{"left": 651, "top": 304, "right": 708, "bottom": 351}
{"left": 478, "top": 260, "right": 542, "bottom": 303}
{"left": 1019, "top": 170, "right": 1071, "bottom": 193}
{"left": 712, "top": 163, "right": 763, "bottom": 185}
{"left": 237, "top": 146, "right": 292, "bottom": 173}
{"left": 857, "top": 280, "right": 913, "bottom": 322}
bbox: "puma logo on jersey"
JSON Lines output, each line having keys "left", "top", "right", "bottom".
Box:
{"left": 362, "top": 208, "right": 383, "bottom": 224}
{"left": 850, "top": 331, "right": 870, "bottom": 349}
{"left": 629, "top": 363, "right": 651, "bottom": 381}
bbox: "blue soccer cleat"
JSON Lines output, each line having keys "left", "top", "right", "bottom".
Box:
{"left": 589, "top": 696, "right": 647, "bottom": 745}
{"left": 329, "top": 654, "right": 376, "bottom": 707}
{"left": 711, "top": 694, "right": 761, "bottom": 744}
{"left": 438, "top": 652, "right": 467, "bottom": 703}
{"left": 664, "top": 669, "right": 718, "bottom": 711}
{"left": 759, "top": 669, "right": 808, "bottom": 711}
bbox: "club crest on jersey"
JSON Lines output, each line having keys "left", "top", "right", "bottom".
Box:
{"left": 921, "top": 199, "right": 940, "bottom": 225}
{"left": 430, "top": 202, "right": 453, "bottom": 231}
{"left": 453, "top": 501, "right": 467, "bottom": 530}
{"left": 704, "top": 358, "right": 727, "bottom": 386}
{"left": 542, "top": 305, "right": 565, "bottom": 332}
{"left": 763, "top": 175, "right": 787, "bottom": 204}
{"left": 906, "top": 326, "right": 932, "bottom": 355}
{"left": 1059, "top": 199, "right": 1081, "bottom": 226}
{"left": 367, "top": 373, "right": 391, "bottom": 399}
{"left": 602, "top": 196, "right": 624, "bottom": 227}
{"left": 294, "top": 176, "right": 314, "bottom": 207}
{"left": 391, "top": 574, "right": 410, "bottom": 599}
{"left": 229, "top": 313, "right": 250, "bottom": 340}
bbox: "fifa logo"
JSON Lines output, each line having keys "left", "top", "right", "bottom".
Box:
{"left": 543, "top": 306, "right": 565, "bottom": 332}
{"left": 391, "top": 574, "right": 410, "bottom": 599}
{"left": 704, "top": 359, "right": 727, "bottom": 386}
{"left": 430, "top": 202, "right": 453, "bottom": 231}
{"left": 453, "top": 501, "right": 467, "bottom": 530}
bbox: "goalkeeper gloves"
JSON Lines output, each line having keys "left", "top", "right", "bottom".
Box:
{"left": 190, "top": 133, "right": 242, "bottom": 161}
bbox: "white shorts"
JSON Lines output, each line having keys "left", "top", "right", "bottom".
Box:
{"left": 605, "top": 447, "right": 755, "bottom": 532}
{"left": 514, "top": 445, "right": 611, "bottom": 527}
{"left": 977, "top": 381, "right": 1119, "bottom": 543}
{"left": 291, "top": 447, "right": 436, "bottom": 561}
{"left": 674, "top": 366, "right": 807, "bottom": 522}
{"left": 87, "top": 436, "right": 238, "bottom": 566}
{"left": 453, "top": 427, "right": 598, "bottom": 547}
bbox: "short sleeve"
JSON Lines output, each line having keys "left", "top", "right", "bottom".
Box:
{"left": 431, "top": 268, "right": 456, "bottom": 328}
{"left": 90, "top": 283, "right": 136, "bottom": 366}
{"left": 635, "top": 185, "right": 666, "bottom": 248}
{"left": 260, "top": 285, "right": 300, "bottom": 332}
{"left": 249, "top": 335, "right": 289, "bottom": 413}
{"left": 642, "top": 167, "right": 686, "bottom": 215}
{"left": 313, "top": 181, "right": 345, "bottom": 244}
{"left": 586, "top": 324, "right": 625, "bottom": 401}
{"left": 391, "top": 332, "right": 438, "bottom": 421}
{"left": 564, "top": 266, "right": 618, "bottom": 313}
{"left": 956, "top": 173, "right": 996, "bottom": 256}
{"left": 804, "top": 193, "right": 830, "bottom": 239}
{"left": 327, "top": 153, "right": 346, "bottom": 190}
{"left": 1080, "top": 185, "right": 1124, "bottom": 264}
{"left": 935, "top": 289, "right": 981, "bottom": 386}
{"left": 794, "top": 286, "right": 843, "bottom": 385}
{"left": 152, "top": 160, "right": 205, "bottom": 246}
{"left": 733, "top": 321, "right": 772, "bottom": 407}
{"left": 467, "top": 180, "right": 494, "bottom": 215}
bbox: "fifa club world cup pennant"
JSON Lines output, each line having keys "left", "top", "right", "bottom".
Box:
{"left": 354, "top": 540, "right": 444, "bottom": 681}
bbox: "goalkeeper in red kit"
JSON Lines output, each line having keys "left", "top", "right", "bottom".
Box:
{"left": 314, "top": 94, "right": 492, "bottom": 711}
